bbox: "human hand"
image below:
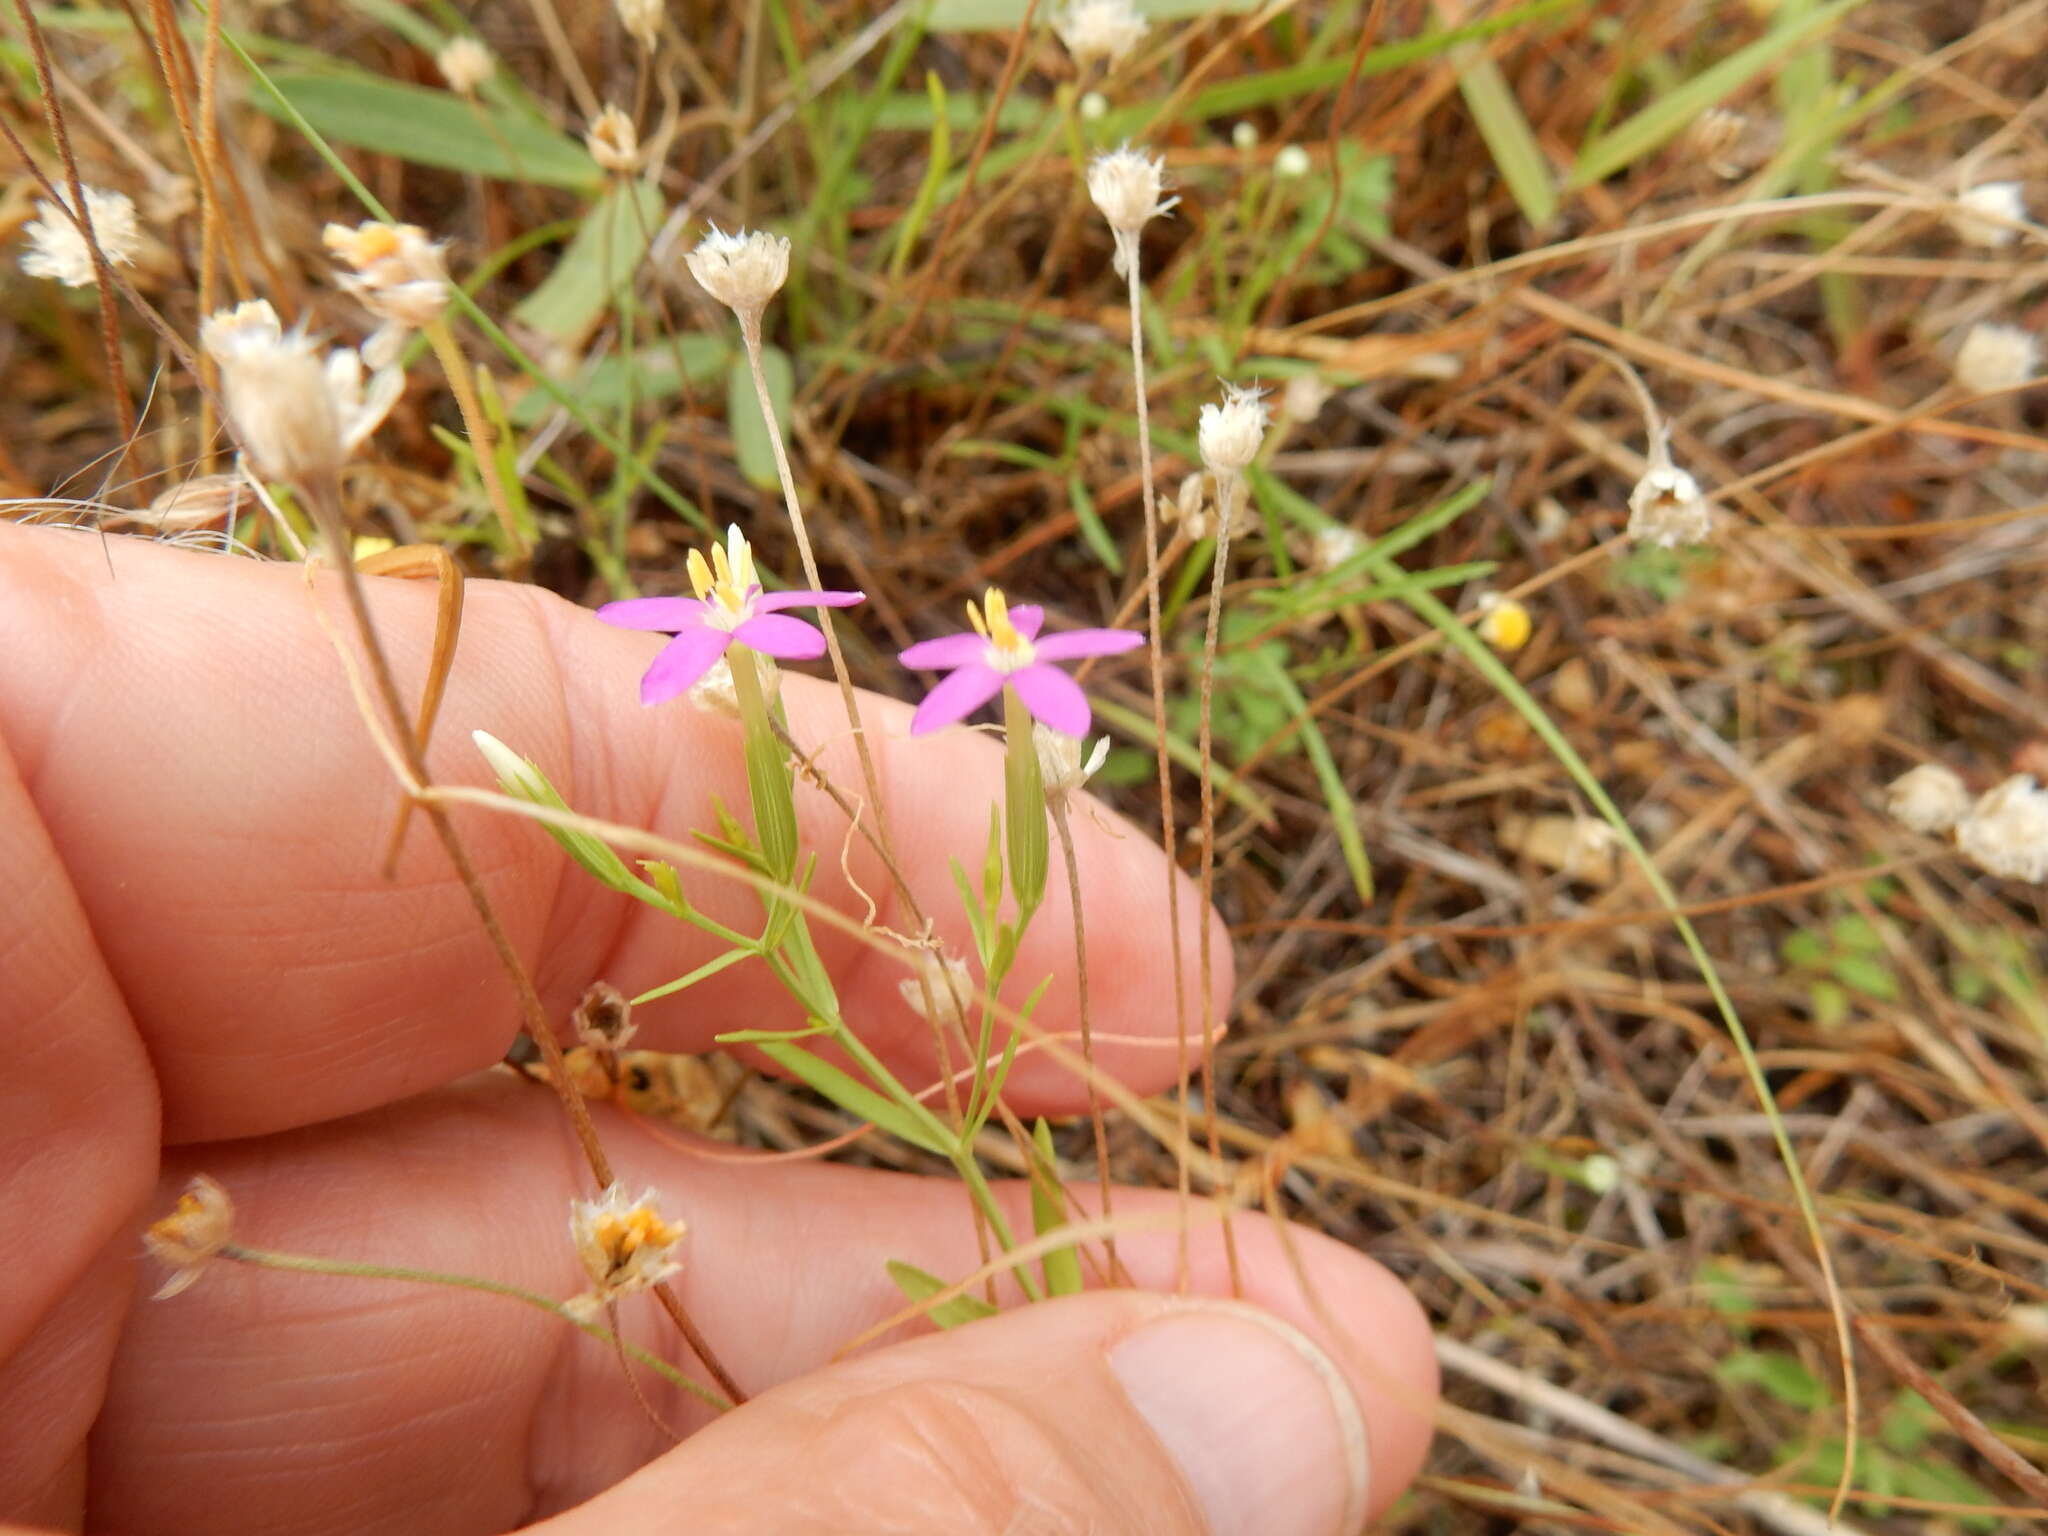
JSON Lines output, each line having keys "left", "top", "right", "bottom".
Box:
{"left": 0, "top": 523, "right": 1436, "bottom": 1534}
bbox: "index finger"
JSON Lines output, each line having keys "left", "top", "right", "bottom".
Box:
{"left": 0, "top": 524, "right": 1227, "bottom": 1142}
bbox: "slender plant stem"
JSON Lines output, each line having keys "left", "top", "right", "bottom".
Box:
{"left": 301, "top": 477, "right": 742, "bottom": 1405}
{"left": 1123, "top": 257, "right": 1193, "bottom": 1288}
{"left": 10, "top": 0, "right": 136, "bottom": 445}
{"left": 424, "top": 321, "right": 531, "bottom": 562}
{"left": 1194, "top": 474, "right": 1243, "bottom": 1294}
{"left": 220, "top": 1245, "right": 729, "bottom": 1413}
{"left": 1049, "top": 794, "right": 1124, "bottom": 1285}
{"left": 736, "top": 318, "right": 963, "bottom": 1109}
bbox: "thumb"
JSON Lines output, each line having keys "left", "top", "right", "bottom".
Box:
{"left": 540, "top": 1294, "right": 1376, "bottom": 1535}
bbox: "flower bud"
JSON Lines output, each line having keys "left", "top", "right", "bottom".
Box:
{"left": 1087, "top": 147, "right": 1176, "bottom": 276}
{"left": 1955, "top": 775, "right": 2048, "bottom": 882}
{"left": 1198, "top": 382, "right": 1268, "bottom": 474}
{"left": 436, "top": 36, "right": 494, "bottom": 93}
{"left": 1948, "top": 181, "right": 2028, "bottom": 248}
{"left": 1953, "top": 322, "right": 2038, "bottom": 393}
{"left": 585, "top": 105, "right": 643, "bottom": 174}
{"left": 1053, "top": 0, "right": 1147, "bottom": 67}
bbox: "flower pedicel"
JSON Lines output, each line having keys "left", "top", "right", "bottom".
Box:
{"left": 598, "top": 524, "right": 864, "bottom": 706}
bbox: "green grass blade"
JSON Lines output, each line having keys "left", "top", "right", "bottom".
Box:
{"left": 1569, "top": 0, "right": 1867, "bottom": 189}
{"left": 885, "top": 1260, "right": 1000, "bottom": 1327}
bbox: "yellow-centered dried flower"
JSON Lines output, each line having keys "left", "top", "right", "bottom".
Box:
{"left": 585, "top": 105, "right": 643, "bottom": 174}
{"left": 323, "top": 220, "right": 451, "bottom": 331}
{"left": 1052, "top": 0, "right": 1147, "bottom": 67}
{"left": 565, "top": 1184, "right": 685, "bottom": 1321}
{"left": 435, "top": 36, "right": 494, "bottom": 93}
{"left": 1885, "top": 763, "right": 1970, "bottom": 835}
{"left": 20, "top": 186, "right": 141, "bottom": 287}
{"left": 144, "top": 1176, "right": 233, "bottom": 1299}
{"left": 1087, "top": 146, "right": 1176, "bottom": 277}
{"left": 684, "top": 226, "right": 792, "bottom": 327}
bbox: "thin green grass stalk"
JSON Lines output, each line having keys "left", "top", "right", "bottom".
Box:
{"left": 423, "top": 320, "right": 530, "bottom": 562}
{"left": 1255, "top": 465, "right": 1860, "bottom": 1496}
{"left": 220, "top": 1245, "right": 730, "bottom": 1412}
{"left": 1123, "top": 253, "right": 1195, "bottom": 1290}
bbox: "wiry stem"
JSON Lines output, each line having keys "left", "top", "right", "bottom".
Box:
{"left": 1049, "top": 795, "right": 1124, "bottom": 1285}
{"left": 300, "top": 477, "right": 741, "bottom": 1405}
{"left": 736, "top": 317, "right": 959, "bottom": 1105}
{"left": 1195, "top": 474, "right": 1243, "bottom": 1294}
{"left": 220, "top": 1245, "right": 729, "bottom": 1414}
{"left": 1123, "top": 257, "right": 1193, "bottom": 1288}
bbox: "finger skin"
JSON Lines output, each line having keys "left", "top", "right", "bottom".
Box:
{"left": 533, "top": 1294, "right": 1216, "bottom": 1536}
{"left": 90, "top": 1077, "right": 1437, "bottom": 1535}
{"left": 0, "top": 524, "right": 1228, "bottom": 1141}
{"left": 0, "top": 728, "right": 159, "bottom": 1527}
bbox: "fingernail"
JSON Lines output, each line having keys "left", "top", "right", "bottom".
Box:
{"left": 1109, "top": 1302, "right": 1370, "bottom": 1536}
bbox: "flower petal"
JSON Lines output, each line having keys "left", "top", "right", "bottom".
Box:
{"left": 598, "top": 596, "right": 707, "bottom": 632}
{"left": 899, "top": 632, "right": 990, "bottom": 670}
{"left": 910, "top": 664, "right": 1005, "bottom": 736}
{"left": 1027, "top": 627, "right": 1146, "bottom": 662}
{"left": 732, "top": 612, "right": 827, "bottom": 660}
{"left": 1010, "top": 604, "right": 1045, "bottom": 641}
{"left": 753, "top": 587, "right": 866, "bottom": 613}
{"left": 640, "top": 627, "right": 731, "bottom": 705}
{"left": 1011, "top": 664, "right": 1093, "bottom": 738}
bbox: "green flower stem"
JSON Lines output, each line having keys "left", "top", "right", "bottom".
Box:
{"left": 218, "top": 1244, "right": 731, "bottom": 1413}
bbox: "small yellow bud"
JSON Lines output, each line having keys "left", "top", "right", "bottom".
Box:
{"left": 1475, "top": 595, "right": 1532, "bottom": 652}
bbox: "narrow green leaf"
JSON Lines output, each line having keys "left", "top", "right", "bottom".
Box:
{"left": 885, "top": 1260, "right": 999, "bottom": 1328}
{"left": 1244, "top": 651, "right": 1374, "bottom": 904}
{"left": 257, "top": 71, "right": 600, "bottom": 190}
{"left": 1444, "top": 39, "right": 1557, "bottom": 225}
{"left": 1030, "top": 1121, "right": 1084, "bottom": 1297}
{"left": 1067, "top": 472, "right": 1124, "bottom": 575}
{"left": 759, "top": 1041, "right": 950, "bottom": 1155}
{"left": 630, "top": 946, "right": 756, "bottom": 1008}
{"left": 512, "top": 180, "right": 667, "bottom": 347}
{"left": 1569, "top": 0, "right": 1868, "bottom": 189}
{"left": 727, "top": 346, "right": 795, "bottom": 492}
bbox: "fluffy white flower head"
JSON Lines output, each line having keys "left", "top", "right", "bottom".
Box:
{"left": 1198, "top": 382, "right": 1269, "bottom": 475}
{"left": 1312, "top": 525, "right": 1364, "bottom": 571}
{"left": 323, "top": 220, "right": 451, "bottom": 330}
{"left": 1627, "top": 456, "right": 1712, "bottom": 548}
{"left": 1053, "top": 0, "right": 1148, "bottom": 67}
{"left": 685, "top": 225, "right": 792, "bottom": 326}
{"left": 1956, "top": 775, "right": 2048, "bottom": 882}
{"left": 1885, "top": 763, "right": 1971, "bottom": 835}
{"left": 1274, "top": 144, "right": 1312, "bottom": 179}
{"left": 201, "top": 300, "right": 401, "bottom": 488}
{"left": 435, "top": 36, "right": 494, "bottom": 93}
{"left": 616, "top": 0, "right": 664, "bottom": 48}
{"left": 1087, "top": 147, "right": 1176, "bottom": 275}
{"left": 565, "top": 1184, "right": 685, "bottom": 1321}
{"left": 1949, "top": 182, "right": 2028, "bottom": 248}
{"left": 20, "top": 186, "right": 141, "bottom": 287}
{"left": 1953, "top": 322, "right": 2037, "bottom": 394}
